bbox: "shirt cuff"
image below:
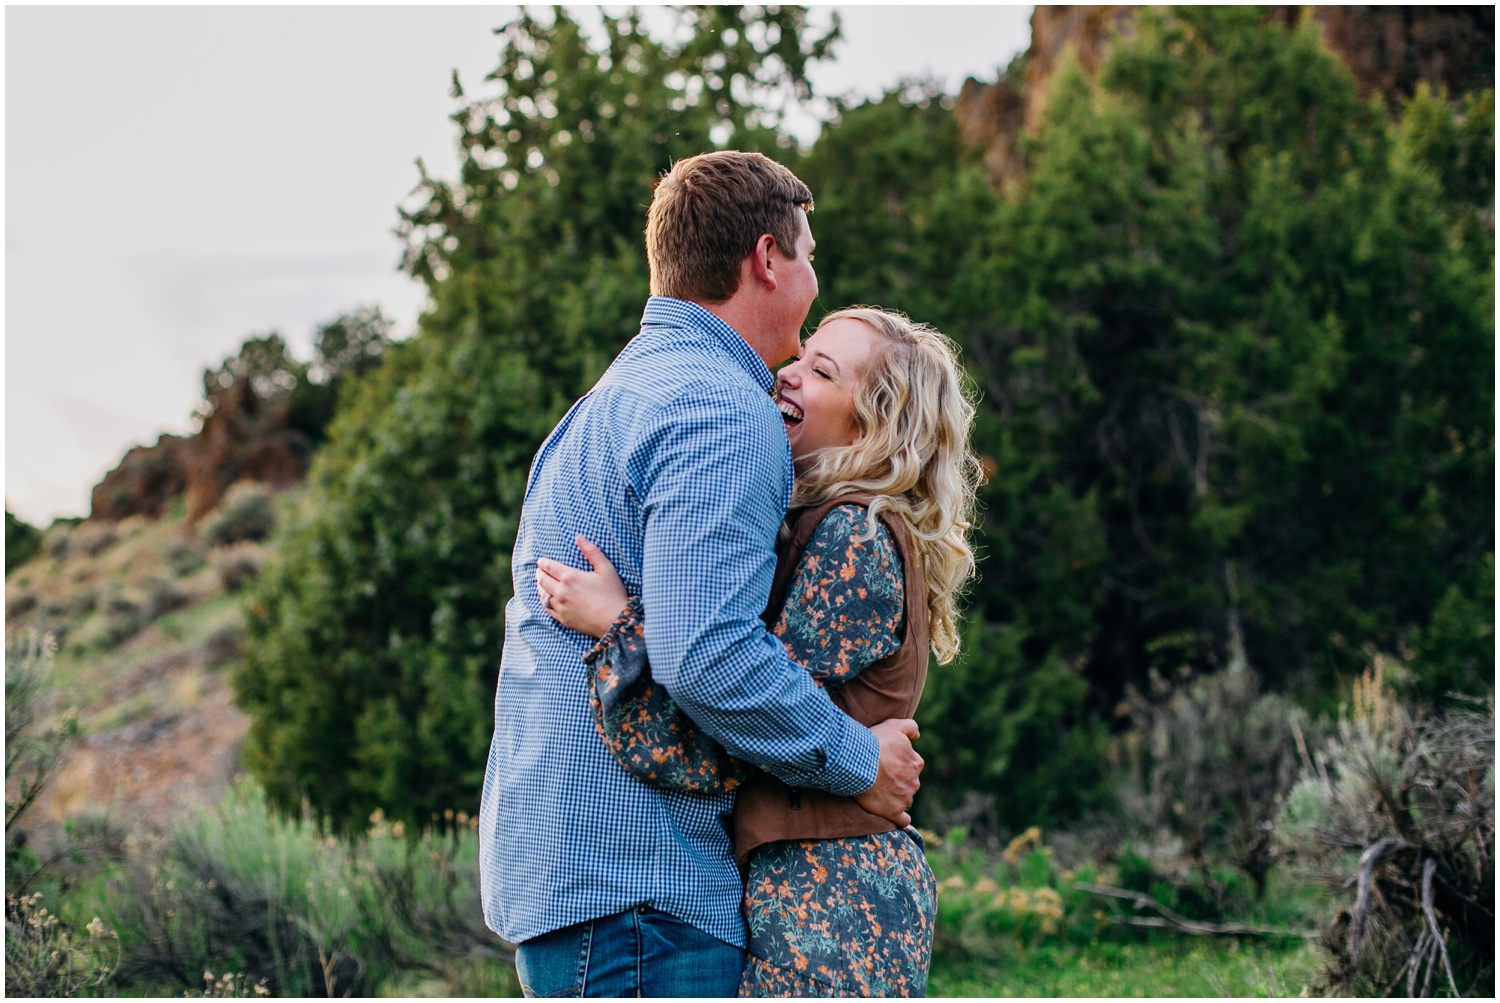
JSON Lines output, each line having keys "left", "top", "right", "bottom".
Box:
{"left": 812, "top": 717, "right": 882, "bottom": 797}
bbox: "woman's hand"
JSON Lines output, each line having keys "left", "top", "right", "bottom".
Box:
{"left": 535, "top": 536, "right": 631, "bottom": 639}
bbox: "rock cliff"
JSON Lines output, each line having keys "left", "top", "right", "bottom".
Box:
{"left": 90, "top": 370, "right": 312, "bottom": 523}
{"left": 958, "top": 5, "right": 1496, "bottom": 186}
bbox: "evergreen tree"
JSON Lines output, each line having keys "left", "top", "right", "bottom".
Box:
{"left": 5, "top": 510, "right": 43, "bottom": 574}
{"left": 804, "top": 7, "right": 1492, "bottom": 828}
{"left": 236, "top": 6, "right": 840, "bottom": 831}
{"left": 284, "top": 306, "right": 396, "bottom": 445}
{"left": 941, "top": 7, "right": 1491, "bottom": 823}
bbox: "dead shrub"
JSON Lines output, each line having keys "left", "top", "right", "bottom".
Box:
{"left": 1117, "top": 667, "right": 1312, "bottom": 903}
{"left": 202, "top": 483, "right": 276, "bottom": 548}
{"left": 213, "top": 545, "right": 265, "bottom": 594}
{"left": 72, "top": 522, "right": 118, "bottom": 558}
{"left": 1278, "top": 658, "right": 1494, "bottom": 996}
{"left": 201, "top": 619, "right": 247, "bottom": 669}
{"left": 142, "top": 578, "right": 189, "bottom": 620}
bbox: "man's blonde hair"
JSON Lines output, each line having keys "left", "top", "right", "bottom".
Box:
{"left": 790, "top": 307, "right": 982, "bottom": 664}
{"left": 646, "top": 151, "right": 813, "bottom": 303}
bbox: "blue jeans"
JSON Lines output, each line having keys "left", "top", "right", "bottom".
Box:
{"left": 514, "top": 905, "right": 745, "bottom": 998}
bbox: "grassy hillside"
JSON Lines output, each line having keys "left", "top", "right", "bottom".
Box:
{"left": 4, "top": 487, "right": 286, "bottom": 845}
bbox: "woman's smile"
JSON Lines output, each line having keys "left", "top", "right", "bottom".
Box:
{"left": 775, "top": 318, "right": 876, "bottom": 466}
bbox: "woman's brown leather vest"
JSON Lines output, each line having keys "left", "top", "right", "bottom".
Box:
{"left": 732, "top": 492, "right": 929, "bottom": 868}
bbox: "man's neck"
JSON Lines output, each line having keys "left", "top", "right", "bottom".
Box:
{"left": 696, "top": 299, "right": 787, "bottom": 370}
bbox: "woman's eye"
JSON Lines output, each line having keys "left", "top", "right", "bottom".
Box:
{"left": 814, "top": 368, "right": 830, "bottom": 380}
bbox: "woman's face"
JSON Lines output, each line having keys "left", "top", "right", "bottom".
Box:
{"left": 775, "top": 318, "right": 877, "bottom": 468}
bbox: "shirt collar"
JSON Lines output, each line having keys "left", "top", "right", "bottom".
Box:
{"left": 640, "top": 296, "right": 776, "bottom": 394}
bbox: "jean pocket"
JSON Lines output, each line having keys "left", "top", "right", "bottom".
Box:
{"left": 520, "top": 983, "right": 583, "bottom": 999}
{"left": 516, "top": 919, "right": 593, "bottom": 998}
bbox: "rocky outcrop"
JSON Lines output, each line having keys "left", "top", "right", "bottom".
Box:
{"left": 958, "top": 5, "right": 1496, "bottom": 187}
{"left": 956, "top": 6, "right": 1135, "bottom": 185}
{"left": 90, "top": 434, "right": 191, "bottom": 521}
{"left": 1287, "top": 6, "right": 1495, "bottom": 102}
{"left": 89, "top": 382, "right": 311, "bottom": 524}
{"left": 181, "top": 380, "right": 310, "bottom": 522}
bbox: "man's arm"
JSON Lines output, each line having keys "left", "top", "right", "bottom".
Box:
{"left": 628, "top": 389, "right": 910, "bottom": 800}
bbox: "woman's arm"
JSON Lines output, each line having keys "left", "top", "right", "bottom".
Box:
{"left": 542, "top": 504, "right": 906, "bottom": 679}
{"left": 542, "top": 507, "right": 913, "bottom": 813}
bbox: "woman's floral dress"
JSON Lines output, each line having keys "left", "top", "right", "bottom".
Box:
{"left": 585, "top": 503, "right": 937, "bottom": 997}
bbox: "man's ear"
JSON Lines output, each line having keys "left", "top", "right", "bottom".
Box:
{"left": 746, "top": 233, "right": 779, "bottom": 291}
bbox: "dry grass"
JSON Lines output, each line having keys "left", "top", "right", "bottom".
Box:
{"left": 4, "top": 496, "right": 294, "bottom": 844}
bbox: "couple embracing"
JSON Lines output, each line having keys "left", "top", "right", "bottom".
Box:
{"left": 478, "top": 151, "right": 979, "bottom": 998}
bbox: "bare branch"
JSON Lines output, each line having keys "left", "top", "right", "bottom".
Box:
{"left": 1351, "top": 838, "right": 1422, "bottom": 964}
{"left": 1421, "top": 858, "right": 1460, "bottom": 998}
{"left": 1075, "top": 883, "right": 1318, "bottom": 939}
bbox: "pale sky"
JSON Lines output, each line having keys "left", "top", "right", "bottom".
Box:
{"left": 5, "top": 5, "right": 1032, "bottom": 525}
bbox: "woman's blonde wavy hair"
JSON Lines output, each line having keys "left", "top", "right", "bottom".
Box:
{"left": 788, "top": 307, "right": 982, "bottom": 664}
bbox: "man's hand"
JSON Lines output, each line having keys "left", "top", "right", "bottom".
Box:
{"left": 854, "top": 718, "right": 923, "bottom": 827}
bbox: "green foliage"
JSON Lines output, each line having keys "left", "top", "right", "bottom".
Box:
{"left": 792, "top": 84, "right": 1114, "bottom": 827}
{"left": 287, "top": 306, "right": 397, "bottom": 446}
{"left": 928, "top": 822, "right": 1324, "bottom": 984}
{"left": 3, "top": 632, "right": 126, "bottom": 997}
{"left": 237, "top": 6, "right": 841, "bottom": 832}
{"left": 311, "top": 304, "right": 394, "bottom": 383}
{"left": 918, "top": 619, "right": 1110, "bottom": 829}
{"left": 793, "top": 81, "right": 997, "bottom": 327}
{"left": 982, "top": 5, "right": 1492, "bottom": 702}
{"left": 194, "top": 307, "right": 395, "bottom": 463}
{"left": 929, "top": 826, "right": 1107, "bottom": 964}
{"left": 806, "top": 7, "right": 1494, "bottom": 828}
{"left": 929, "top": 937, "right": 1326, "bottom": 998}
{"left": 195, "top": 333, "right": 304, "bottom": 427}
{"left": 1409, "top": 551, "right": 1494, "bottom": 705}
{"left": 6, "top": 508, "right": 42, "bottom": 573}
{"left": 73, "top": 780, "right": 512, "bottom": 997}
{"left": 5, "top": 632, "right": 80, "bottom": 895}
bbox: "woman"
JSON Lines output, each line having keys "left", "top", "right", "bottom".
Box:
{"left": 535, "top": 307, "right": 980, "bottom": 997}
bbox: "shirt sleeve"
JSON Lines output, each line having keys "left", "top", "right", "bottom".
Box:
{"left": 627, "top": 387, "right": 881, "bottom": 796}
{"left": 771, "top": 504, "right": 905, "bottom": 685}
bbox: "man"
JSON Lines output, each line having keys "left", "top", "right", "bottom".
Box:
{"left": 478, "top": 151, "right": 923, "bottom": 998}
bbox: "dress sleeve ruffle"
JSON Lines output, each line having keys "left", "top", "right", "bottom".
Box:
{"left": 584, "top": 595, "right": 746, "bottom": 794}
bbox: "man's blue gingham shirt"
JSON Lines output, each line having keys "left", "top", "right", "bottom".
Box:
{"left": 478, "top": 297, "right": 882, "bottom": 948}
